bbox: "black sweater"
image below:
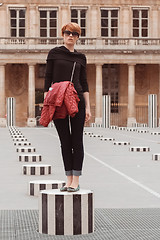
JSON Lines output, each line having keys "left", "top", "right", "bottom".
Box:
{"left": 44, "top": 46, "right": 89, "bottom": 107}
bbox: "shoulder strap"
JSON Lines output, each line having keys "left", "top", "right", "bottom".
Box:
{"left": 70, "top": 62, "right": 76, "bottom": 82}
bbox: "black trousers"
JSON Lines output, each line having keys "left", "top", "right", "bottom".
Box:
{"left": 54, "top": 107, "right": 85, "bottom": 176}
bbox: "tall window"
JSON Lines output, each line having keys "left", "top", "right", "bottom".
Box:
{"left": 101, "top": 9, "right": 119, "bottom": 37}
{"left": 10, "top": 8, "right": 26, "bottom": 37}
{"left": 39, "top": 9, "right": 57, "bottom": 37}
{"left": 71, "top": 9, "right": 87, "bottom": 36}
{"left": 102, "top": 64, "right": 119, "bottom": 113}
{"left": 132, "top": 9, "right": 148, "bottom": 37}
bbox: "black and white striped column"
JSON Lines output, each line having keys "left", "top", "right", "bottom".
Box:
{"left": 29, "top": 180, "right": 65, "bottom": 196}
{"left": 23, "top": 164, "right": 51, "bottom": 175}
{"left": 152, "top": 154, "right": 160, "bottom": 161}
{"left": 148, "top": 94, "right": 157, "bottom": 128}
{"left": 113, "top": 141, "right": 130, "bottom": 145}
{"left": 16, "top": 147, "right": 36, "bottom": 153}
{"left": 102, "top": 95, "right": 110, "bottom": 128}
{"left": 39, "top": 189, "right": 94, "bottom": 235}
{"left": 14, "top": 142, "right": 31, "bottom": 146}
{"left": 129, "top": 147, "right": 150, "bottom": 152}
{"left": 7, "top": 97, "right": 16, "bottom": 126}
{"left": 19, "top": 154, "right": 42, "bottom": 162}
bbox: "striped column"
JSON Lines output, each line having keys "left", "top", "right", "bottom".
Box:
{"left": 23, "top": 164, "right": 51, "bottom": 175}
{"left": 19, "top": 154, "right": 42, "bottom": 162}
{"left": 148, "top": 94, "right": 157, "bottom": 128}
{"left": 7, "top": 97, "right": 16, "bottom": 126}
{"left": 102, "top": 95, "right": 110, "bottom": 128}
{"left": 39, "top": 189, "right": 94, "bottom": 235}
{"left": 29, "top": 180, "right": 65, "bottom": 196}
{"left": 129, "top": 147, "right": 150, "bottom": 152}
{"left": 0, "top": 64, "right": 6, "bottom": 127}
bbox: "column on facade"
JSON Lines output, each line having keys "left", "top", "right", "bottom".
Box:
{"left": 121, "top": 6, "right": 130, "bottom": 38}
{"left": 151, "top": 6, "right": 159, "bottom": 38}
{"left": 29, "top": 4, "right": 37, "bottom": 38}
{"left": 61, "top": 5, "right": 70, "bottom": 31}
{"left": 95, "top": 64, "right": 103, "bottom": 123}
{"left": 158, "top": 65, "right": 160, "bottom": 126}
{"left": 90, "top": 6, "right": 99, "bottom": 38}
{"left": 0, "top": 64, "right": 6, "bottom": 126}
{"left": 27, "top": 64, "right": 36, "bottom": 127}
{"left": 127, "top": 64, "right": 136, "bottom": 127}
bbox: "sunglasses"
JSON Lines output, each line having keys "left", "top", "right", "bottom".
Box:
{"left": 63, "top": 30, "right": 79, "bottom": 37}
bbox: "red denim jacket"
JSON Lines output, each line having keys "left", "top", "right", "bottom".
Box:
{"left": 40, "top": 81, "right": 80, "bottom": 127}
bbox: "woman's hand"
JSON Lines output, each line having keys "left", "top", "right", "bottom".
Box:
{"left": 85, "top": 107, "right": 91, "bottom": 123}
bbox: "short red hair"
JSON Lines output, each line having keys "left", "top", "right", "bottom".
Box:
{"left": 61, "top": 22, "right": 81, "bottom": 36}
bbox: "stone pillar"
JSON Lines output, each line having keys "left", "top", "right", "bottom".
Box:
{"left": 95, "top": 64, "right": 103, "bottom": 123}
{"left": 127, "top": 64, "right": 136, "bottom": 127}
{"left": 28, "top": 4, "right": 37, "bottom": 38}
{"left": 60, "top": 6, "right": 70, "bottom": 34}
{"left": 158, "top": 65, "right": 160, "bottom": 126}
{"left": 151, "top": 6, "right": 159, "bottom": 38}
{"left": 0, "top": 64, "right": 6, "bottom": 127}
{"left": 121, "top": 6, "right": 130, "bottom": 38}
{"left": 90, "top": 6, "right": 99, "bottom": 38}
{"left": 27, "top": 64, "right": 36, "bottom": 127}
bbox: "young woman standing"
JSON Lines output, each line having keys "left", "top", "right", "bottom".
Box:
{"left": 44, "top": 22, "right": 91, "bottom": 192}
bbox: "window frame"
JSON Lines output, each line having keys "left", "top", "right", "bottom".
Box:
{"left": 9, "top": 7, "right": 26, "bottom": 38}
{"left": 39, "top": 7, "right": 58, "bottom": 38}
{"left": 70, "top": 7, "right": 88, "bottom": 37}
{"left": 100, "top": 8, "right": 119, "bottom": 38}
{"left": 132, "top": 7, "right": 149, "bottom": 38}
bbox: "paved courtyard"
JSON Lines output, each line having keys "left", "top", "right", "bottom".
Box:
{"left": 1, "top": 125, "right": 160, "bottom": 239}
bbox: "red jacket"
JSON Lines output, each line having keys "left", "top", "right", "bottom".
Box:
{"left": 40, "top": 81, "right": 80, "bottom": 127}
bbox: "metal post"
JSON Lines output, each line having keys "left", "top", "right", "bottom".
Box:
{"left": 148, "top": 94, "right": 157, "bottom": 128}
{"left": 7, "top": 97, "right": 16, "bottom": 126}
{"left": 102, "top": 95, "right": 110, "bottom": 128}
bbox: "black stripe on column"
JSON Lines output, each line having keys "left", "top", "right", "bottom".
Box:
{"left": 30, "top": 183, "right": 34, "bottom": 196}
{"left": 49, "top": 166, "right": 51, "bottom": 174}
{"left": 40, "top": 167, "right": 45, "bottom": 175}
{"left": 23, "top": 166, "right": 26, "bottom": 174}
{"left": 88, "top": 193, "right": 93, "bottom": 233}
{"left": 42, "top": 193, "right": 48, "bottom": 234}
{"left": 73, "top": 194, "right": 81, "bottom": 235}
{"left": 52, "top": 184, "right": 58, "bottom": 189}
{"left": 55, "top": 195, "right": 64, "bottom": 235}
{"left": 40, "top": 184, "right": 46, "bottom": 190}
{"left": 31, "top": 167, "right": 35, "bottom": 175}
{"left": 33, "top": 156, "right": 36, "bottom": 162}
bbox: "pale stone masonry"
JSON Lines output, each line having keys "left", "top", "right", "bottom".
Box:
{"left": 0, "top": 0, "right": 160, "bottom": 126}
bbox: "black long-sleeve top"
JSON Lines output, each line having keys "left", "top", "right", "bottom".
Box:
{"left": 44, "top": 46, "right": 89, "bottom": 108}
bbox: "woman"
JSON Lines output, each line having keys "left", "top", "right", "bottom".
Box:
{"left": 44, "top": 22, "right": 91, "bottom": 192}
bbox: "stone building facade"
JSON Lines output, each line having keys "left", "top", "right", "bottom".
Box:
{"left": 0, "top": 0, "right": 160, "bottom": 127}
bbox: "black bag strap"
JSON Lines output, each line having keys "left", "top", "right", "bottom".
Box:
{"left": 70, "top": 62, "right": 76, "bottom": 82}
